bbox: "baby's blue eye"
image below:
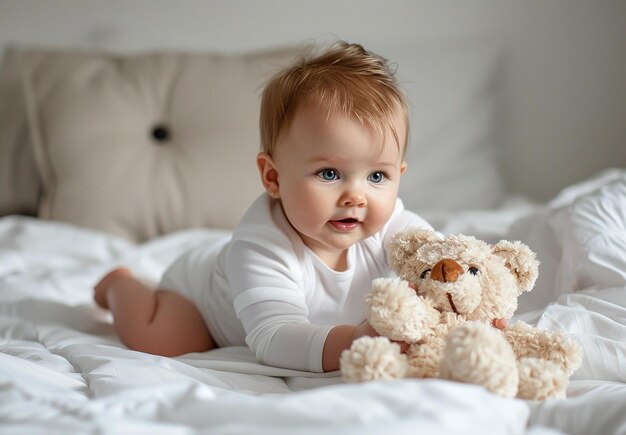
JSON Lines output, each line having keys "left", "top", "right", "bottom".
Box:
{"left": 317, "top": 169, "right": 339, "bottom": 181}
{"left": 368, "top": 171, "right": 386, "bottom": 183}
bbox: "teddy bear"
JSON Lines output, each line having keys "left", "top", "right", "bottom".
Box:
{"left": 340, "top": 228, "right": 583, "bottom": 400}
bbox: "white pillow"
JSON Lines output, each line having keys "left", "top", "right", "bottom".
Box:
{"left": 372, "top": 42, "right": 505, "bottom": 213}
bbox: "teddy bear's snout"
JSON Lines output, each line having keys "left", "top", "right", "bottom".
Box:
{"left": 431, "top": 259, "right": 464, "bottom": 283}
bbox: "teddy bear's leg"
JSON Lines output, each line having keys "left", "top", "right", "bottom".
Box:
{"left": 405, "top": 335, "right": 445, "bottom": 379}
{"left": 517, "top": 357, "right": 569, "bottom": 400}
{"left": 340, "top": 336, "right": 408, "bottom": 382}
{"left": 439, "top": 322, "right": 519, "bottom": 398}
{"left": 505, "top": 321, "right": 583, "bottom": 377}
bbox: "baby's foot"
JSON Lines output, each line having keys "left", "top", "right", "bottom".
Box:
{"left": 94, "top": 267, "right": 133, "bottom": 309}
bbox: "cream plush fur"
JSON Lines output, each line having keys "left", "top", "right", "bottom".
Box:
{"left": 341, "top": 228, "right": 583, "bottom": 400}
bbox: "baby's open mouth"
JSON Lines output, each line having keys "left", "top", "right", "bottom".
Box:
{"left": 329, "top": 218, "right": 360, "bottom": 231}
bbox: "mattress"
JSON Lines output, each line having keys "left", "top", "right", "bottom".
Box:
{"left": 0, "top": 169, "right": 625, "bottom": 434}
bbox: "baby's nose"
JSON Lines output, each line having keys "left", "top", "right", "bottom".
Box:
{"left": 342, "top": 195, "right": 365, "bottom": 207}
{"left": 431, "top": 259, "right": 463, "bottom": 283}
{"left": 340, "top": 187, "right": 366, "bottom": 207}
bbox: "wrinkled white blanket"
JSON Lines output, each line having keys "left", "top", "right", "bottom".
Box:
{"left": 1, "top": 169, "right": 625, "bottom": 434}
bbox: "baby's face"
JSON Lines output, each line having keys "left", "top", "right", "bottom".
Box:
{"left": 271, "top": 103, "right": 406, "bottom": 267}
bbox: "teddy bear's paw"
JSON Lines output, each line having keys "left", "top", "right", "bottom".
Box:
{"left": 440, "top": 322, "right": 518, "bottom": 398}
{"left": 340, "top": 336, "right": 408, "bottom": 382}
{"left": 508, "top": 322, "right": 584, "bottom": 377}
{"left": 366, "top": 278, "right": 439, "bottom": 342}
{"left": 545, "top": 333, "right": 583, "bottom": 377}
{"left": 517, "top": 357, "right": 568, "bottom": 400}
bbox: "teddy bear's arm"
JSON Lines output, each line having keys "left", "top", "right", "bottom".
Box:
{"left": 366, "top": 278, "right": 441, "bottom": 342}
{"left": 505, "top": 321, "right": 583, "bottom": 377}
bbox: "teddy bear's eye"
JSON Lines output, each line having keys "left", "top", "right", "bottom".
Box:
{"left": 420, "top": 269, "right": 431, "bottom": 279}
{"left": 468, "top": 267, "right": 480, "bottom": 276}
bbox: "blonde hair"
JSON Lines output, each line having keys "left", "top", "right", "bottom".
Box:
{"left": 260, "top": 41, "right": 408, "bottom": 156}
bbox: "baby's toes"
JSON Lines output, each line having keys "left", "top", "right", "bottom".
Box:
{"left": 93, "top": 267, "right": 133, "bottom": 309}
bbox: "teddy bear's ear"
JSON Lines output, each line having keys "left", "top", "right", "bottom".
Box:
{"left": 387, "top": 228, "right": 437, "bottom": 273}
{"left": 492, "top": 240, "right": 540, "bottom": 294}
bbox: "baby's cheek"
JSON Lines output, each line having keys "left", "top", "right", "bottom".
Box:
{"left": 284, "top": 187, "right": 326, "bottom": 225}
{"left": 363, "top": 214, "right": 390, "bottom": 239}
{"left": 291, "top": 207, "right": 321, "bottom": 232}
{"left": 369, "top": 197, "right": 396, "bottom": 228}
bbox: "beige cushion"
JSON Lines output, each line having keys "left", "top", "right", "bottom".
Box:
{"left": 17, "top": 47, "right": 298, "bottom": 242}
{"left": 0, "top": 49, "right": 41, "bottom": 216}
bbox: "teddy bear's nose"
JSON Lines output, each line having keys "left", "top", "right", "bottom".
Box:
{"left": 431, "top": 259, "right": 464, "bottom": 283}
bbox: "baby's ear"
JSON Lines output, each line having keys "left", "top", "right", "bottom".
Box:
{"left": 492, "top": 240, "right": 540, "bottom": 294}
{"left": 387, "top": 228, "right": 437, "bottom": 273}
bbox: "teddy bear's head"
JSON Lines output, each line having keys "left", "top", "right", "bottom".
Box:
{"left": 387, "top": 228, "right": 539, "bottom": 322}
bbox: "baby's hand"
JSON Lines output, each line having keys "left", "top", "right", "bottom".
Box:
{"left": 353, "top": 320, "right": 410, "bottom": 353}
{"left": 352, "top": 320, "right": 379, "bottom": 341}
{"left": 391, "top": 339, "right": 410, "bottom": 353}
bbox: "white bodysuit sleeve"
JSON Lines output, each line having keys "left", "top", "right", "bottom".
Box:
{"left": 382, "top": 201, "right": 435, "bottom": 248}
{"left": 224, "top": 230, "right": 332, "bottom": 372}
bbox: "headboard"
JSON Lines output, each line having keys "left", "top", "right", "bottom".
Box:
{"left": 0, "top": 42, "right": 506, "bottom": 241}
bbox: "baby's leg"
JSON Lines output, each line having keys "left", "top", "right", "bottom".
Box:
{"left": 94, "top": 268, "right": 215, "bottom": 356}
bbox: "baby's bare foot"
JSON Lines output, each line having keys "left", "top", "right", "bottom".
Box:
{"left": 94, "top": 267, "right": 133, "bottom": 309}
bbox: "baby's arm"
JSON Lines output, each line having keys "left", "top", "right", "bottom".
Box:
{"left": 228, "top": 236, "right": 377, "bottom": 372}
{"left": 322, "top": 321, "right": 378, "bottom": 372}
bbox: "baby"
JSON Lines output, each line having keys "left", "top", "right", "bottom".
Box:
{"left": 94, "top": 41, "right": 432, "bottom": 372}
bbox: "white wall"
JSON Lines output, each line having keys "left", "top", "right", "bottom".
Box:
{"left": 1, "top": 0, "right": 624, "bottom": 201}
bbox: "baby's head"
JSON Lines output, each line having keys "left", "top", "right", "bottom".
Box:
{"left": 260, "top": 41, "right": 408, "bottom": 157}
{"left": 257, "top": 42, "right": 409, "bottom": 269}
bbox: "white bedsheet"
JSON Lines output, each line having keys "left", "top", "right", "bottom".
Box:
{"left": 1, "top": 169, "right": 625, "bottom": 434}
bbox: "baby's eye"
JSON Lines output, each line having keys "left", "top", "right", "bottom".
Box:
{"left": 420, "top": 269, "right": 431, "bottom": 279}
{"left": 317, "top": 168, "right": 339, "bottom": 181}
{"left": 367, "top": 171, "right": 386, "bottom": 184}
{"left": 468, "top": 267, "right": 480, "bottom": 276}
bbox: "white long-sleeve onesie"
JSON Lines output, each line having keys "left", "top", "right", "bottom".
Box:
{"left": 160, "top": 194, "right": 431, "bottom": 372}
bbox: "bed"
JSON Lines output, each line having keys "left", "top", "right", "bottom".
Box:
{"left": 0, "top": 44, "right": 625, "bottom": 435}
